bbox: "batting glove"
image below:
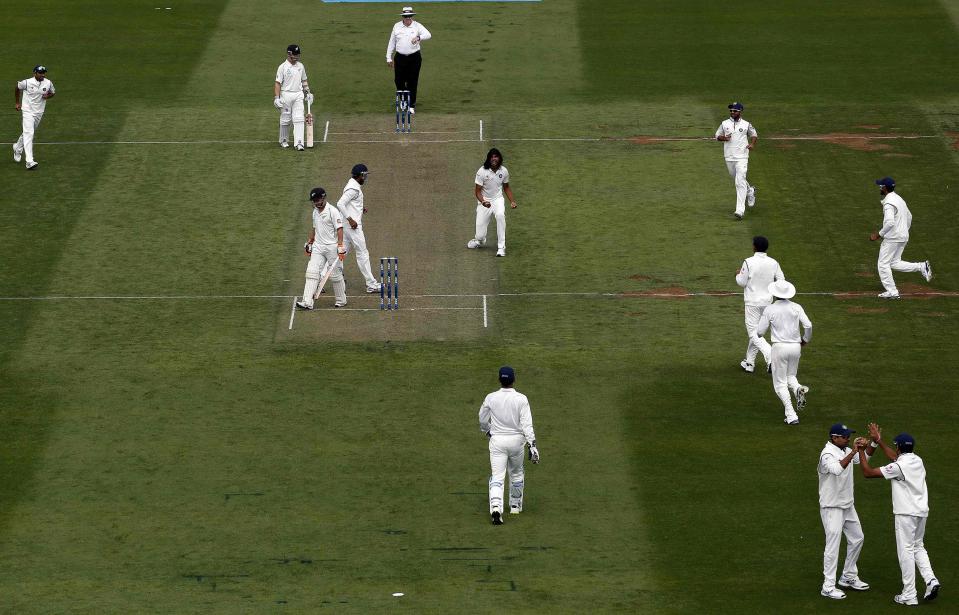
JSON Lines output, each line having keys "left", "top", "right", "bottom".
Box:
{"left": 303, "top": 242, "right": 312, "bottom": 255}
{"left": 528, "top": 441, "right": 540, "bottom": 464}
{"left": 306, "top": 92, "right": 315, "bottom": 105}
{"left": 337, "top": 246, "right": 347, "bottom": 255}
{"left": 273, "top": 97, "right": 283, "bottom": 109}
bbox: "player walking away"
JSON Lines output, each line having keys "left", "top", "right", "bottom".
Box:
{"left": 467, "top": 148, "right": 517, "bottom": 257}
{"left": 13, "top": 65, "right": 56, "bottom": 170}
{"left": 755, "top": 280, "right": 811, "bottom": 425}
{"left": 869, "top": 177, "right": 932, "bottom": 299}
{"left": 856, "top": 424, "right": 941, "bottom": 606}
{"left": 296, "top": 187, "right": 347, "bottom": 310}
{"left": 735, "top": 236, "right": 783, "bottom": 374}
{"left": 818, "top": 423, "right": 873, "bottom": 600}
{"left": 337, "top": 164, "right": 382, "bottom": 294}
{"left": 274, "top": 44, "right": 312, "bottom": 151}
{"left": 386, "top": 6, "right": 431, "bottom": 114}
{"left": 478, "top": 366, "right": 539, "bottom": 525}
{"left": 715, "top": 102, "right": 757, "bottom": 219}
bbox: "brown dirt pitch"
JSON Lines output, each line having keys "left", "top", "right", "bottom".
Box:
{"left": 276, "top": 113, "right": 499, "bottom": 342}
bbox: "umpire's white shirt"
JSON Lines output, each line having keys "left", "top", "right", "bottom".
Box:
{"left": 386, "top": 20, "right": 432, "bottom": 59}
{"left": 478, "top": 388, "right": 536, "bottom": 443}
{"left": 311, "top": 205, "right": 343, "bottom": 246}
{"left": 879, "top": 192, "right": 912, "bottom": 242}
{"left": 880, "top": 453, "right": 929, "bottom": 517}
{"left": 475, "top": 165, "right": 510, "bottom": 201}
{"left": 18, "top": 78, "right": 55, "bottom": 115}
{"left": 716, "top": 118, "right": 757, "bottom": 160}
{"left": 337, "top": 178, "right": 365, "bottom": 224}
{"left": 757, "top": 300, "right": 812, "bottom": 344}
{"left": 736, "top": 252, "right": 783, "bottom": 307}
{"left": 818, "top": 442, "right": 859, "bottom": 508}
{"left": 276, "top": 60, "right": 308, "bottom": 92}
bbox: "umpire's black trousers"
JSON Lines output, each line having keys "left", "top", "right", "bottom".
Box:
{"left": 394, "top": 51, "right": 422, "bottom": 108}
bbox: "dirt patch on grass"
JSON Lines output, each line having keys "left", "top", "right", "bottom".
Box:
{"left": 898, "top": 282, "right": 937, "bottom": 299}
{"left": 628, "top": 136, "right": 669, "bottom": 145}
{"left": 834, "top": 291, "right": 876, "bottom": 300}
{"left": 629, "top": 274, "right": 654, "bottom": 281}
{"left": 817, "top": 133, "right": 893, "bottom": 151}
{"left": 847, "top": 306, "right": 889, "bottom": 314}
{"left": 622, "top": 286, "right": 691, "bottom": 299}
{"left": 946, "top": 131, "right": 959, "bottom": 150}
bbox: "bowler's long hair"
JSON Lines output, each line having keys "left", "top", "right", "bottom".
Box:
{"left": 483, "top": 148, "right": 503, "bottom": 170}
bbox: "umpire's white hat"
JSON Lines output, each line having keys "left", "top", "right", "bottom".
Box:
{"left": 768, "top": 280, "right": 797, "bottom": 299}
{"left": 401, "top": 6, "right": 416, "bottom": 16}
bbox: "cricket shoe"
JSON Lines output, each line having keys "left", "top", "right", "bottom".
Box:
{"left": 894, "top": 594, "right": 918, "bottom": 606}
{"left": 747, "top": 186, "right": 757, "bottom": 207}
{"left": 785, "top": 417, "right": 799, "bottom": 426}
{"left": 510, "top": 506, "right": 522, "bottom": 514}
{"left": 295, "top": 143, "right": 305, "bottom": 151}
{"left": 924, "top": 579, "right": 940, "bottom": 601}
{"left": 13, "top": 144, "right": 22, "bottom": 163}
{"left": 496, "top": 249, "right": 506, "bottom": 257}
{"left": 295, "top": 300, "right": 313, "bottom": 310}
{"left": 740, "top": 360, "right": 755, "bottom": 373}
{"left": 796, "top": 385, "right": 809, "bottom": 410}
{"left": 25, "top": 161, "right": 38, "bottom": 170}
{"left": 734, "top": 212, "right": 743, "bottom": 220}
{"left": 839, "top": 577, "right": 870, "bottom": 591}
{"left": 366, "top": 283, "right": 382, "bottom": 294}
{"left": 878, "top": 291, "right": 901, "bottom": 299}
{"left": 467, "top": 239, "right": 482, "bottom": 249}
{"left": 820, "top": 587, "right": 846, "bottom": 600}
{"left": 280, "top": 140, "right": 290, "bottom": 149}
{"left": 921, "top": 261, "right": 933, "bottom": 282}
{"left": 333, "top": 300, "right": 348, "bottom": 308}
{"left": 409, "top": 107, "right": 415, "bottom": 115}
{"left": 491, "top": 510, "right": 503, "bottom": 525}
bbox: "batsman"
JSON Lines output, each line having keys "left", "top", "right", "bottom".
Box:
{"left": 296, "top": 187, "right": 348, "bottom": 310}
{"left": 273, "top": 44, "right": 312, "bottom": 150}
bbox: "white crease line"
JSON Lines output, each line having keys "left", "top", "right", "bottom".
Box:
{"left": 479, "top": 120, "right": 484, "bottom": 142}
{"left": 482, "top": 295, "right": 488, "bottom": 328}
{"left": 323, "top": 120, "right": 330, "bottom": 143}
{"left": 288, "top": 297, "right": 297, "bottom": 330}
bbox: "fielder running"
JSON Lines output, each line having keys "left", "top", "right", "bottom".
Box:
{"left": 274, "top": 44, "right": 312, "bottom": 151}
{"left": 13, "top": 65, "right": 56, "bottom": 170}
{"left": 715, "top": 102, "right": 757, "bottom": 219}
{"left": 478, "top": 366, "right": 539, "bottom": 526}
{"left": 467, "top": 148, "right": 517, "bottom": 257}
{"left": 337, "top": 164, "right": 381, "bottom": 294}
{"left": 755, "top": 280, "right": 811, "bottom": 425}
{"left": 857, "top": 424, "right": 940, "bottom": 606}
{"left": 296, "top": 187, "right": 347, "bottom": 310}
{"left": 736, "top": 235, "right": 783, "bottom": 374}
{"left": 869, "top": 177, "right": 932, "bottom": 299}
{"left": 818, "top": 423, "right": 872, "bottom": 600}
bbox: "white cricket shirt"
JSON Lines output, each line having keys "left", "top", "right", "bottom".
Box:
{"left": 757, "top": 299, "right": 812, "bottom": 344}
{"left": 311, "top": 205, "right": 343, "bottom": 247}
{"left": 336, "top": 178, "right": 365, "bottom": 224}
{"left": 879, "top": 192, "right": 912, "bottom": 242}
{"left": 478, "top": 388, "right": 536, "bottom": 444}
{"left": 475, "top": 165, "right": 510, "bottom": 201}
{"left": 818, "top": 441, "right": 859, "bottom": 508}
{"left": 736, "top": 252, "right": 784, "bottom": 307}
{"left": 715, "top": 118, "right": 757, "bottom": 161}
{"left": 17, "top": 77, "right": 55, "bottom": 115}
{"left": 386, "top": 20, "right": 432, "bottom": 59}
{"left": 275, "top": 60, "right": 308, "bottom": 92}
{"left": 880, "top": 452, "right": 929, "bottom": 517}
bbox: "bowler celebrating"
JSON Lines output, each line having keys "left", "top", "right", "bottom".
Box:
{"left": 467, "top": 148, "right": 517, "bottom": 257}
{"left": 13, "top": 65, "right": 56, "bottom": 170}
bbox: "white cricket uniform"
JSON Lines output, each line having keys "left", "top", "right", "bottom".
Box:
{"left": 337, "top": 178, "right": 378, "bottom": 290}
{"left": 275, "top": 60, "right": 308, "bottom": 145}
{"left": 478, "top": 387, "right": 536, "bottom": 514}
{"left": 15, "top": 76, "right": 56, "bottom": 166}
{"left": 876, "top": 192, "right": 922, "bottom": 294}
{"left": 735, "top": 252, "right": 783, "bottom": 368}
{"left": 756, "top": 299, "right": 811, "bottom": 423}
{"left": 880, "top": 452, "right": 937, "bottom": 601}
{"left": 818, "top": 442, "right": 865, "bottom": 591}
{"left": 715, "top": 117, "right": 757, "bottom": 216}
{"left": 300, "top": 204, "right": 346, "bottom": 307}
{"left": 386, "top": 20, "right": 432, "bottom": 59}
{"left": 473, "top": 165, "right": 511, "bottom": 251}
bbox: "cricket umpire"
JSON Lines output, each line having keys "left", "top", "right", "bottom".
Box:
{"left": 478, "top": 366, "right": 539, "bottom": 525}
{"left": 386, "top": 6, "right": 431, "bottom": 113}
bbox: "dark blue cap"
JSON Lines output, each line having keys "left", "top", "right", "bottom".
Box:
{"left": 728, "top": 102, "right": 744, "bottom": 111}
{"left": 893, "top": 433, "right": 914, "bottom": 448}
{"left": 351, "top": 163, "right": 369, "bottom": 177}
{"left": 33, "top": 65, "right": 47, "bottom": 73}
{"left": 829, "top": 423, "right": 855, "bottom": 438}
{"left": 875, "top": 177, "right": 896, "bottom": 188}
{"left": 309, "top": 186, "right": 326, "bottom": 200}
{"left": 499, "top": 366, "right": 515, "bottom": 384}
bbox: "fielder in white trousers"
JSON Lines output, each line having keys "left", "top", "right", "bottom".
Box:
{"left": 488, "top": 433, "right": 527, "bottom": 514}
{"left": 894, "top": 515, "right": 937, "bottom": 602}
{"left": 771, "top": 342, "right": 803, "bottom": 422}
{"left": 878, "top": 240, "right": 923, "bottom": 294}
{"left": 744, "top": 305, "right": 772, "bottom": 368}
{"left": 821, "top": 507, "right": 865, "bottom": 590}
{"left": 726, "top": 159, "right": 753, "bottom": 217}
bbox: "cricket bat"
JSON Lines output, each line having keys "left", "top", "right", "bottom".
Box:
{"left": 312, "top": 259, "right": 338, "bottom": 300}
{"left": 306, "top": 97, "right": 315, "bottom": 148}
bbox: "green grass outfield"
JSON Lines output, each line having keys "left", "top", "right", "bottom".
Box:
{"left": 2, "top": 0, "right": 958, "bottom": 612}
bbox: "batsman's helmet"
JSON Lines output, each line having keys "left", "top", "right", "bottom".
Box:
{"left": 309, "top": 187, "right": 326, "bottom": 201}
{"left": 351, "top": 163, "right": 369, "bottom": 178}
{"left": 287, "top": 44, "right": 301, "bottom": 55}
